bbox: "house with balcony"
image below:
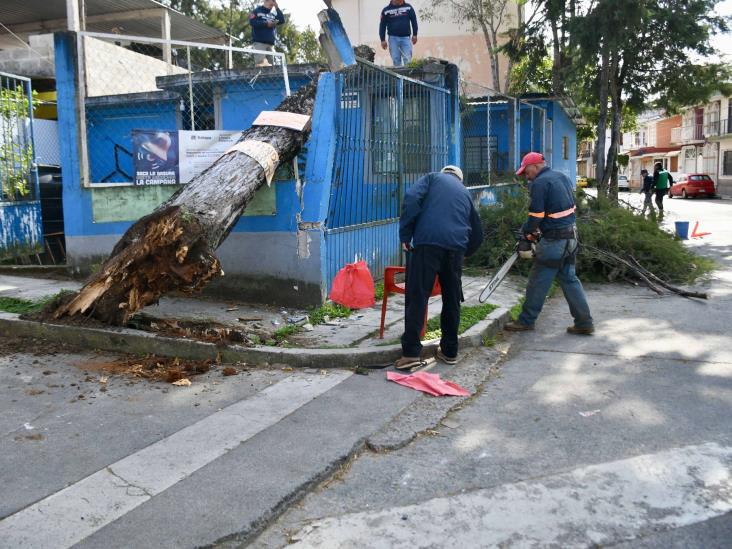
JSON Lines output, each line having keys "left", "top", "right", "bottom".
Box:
{"left": 669, "top": 91, "right": 732, "bottom": 196}
{"left": 621, "top": 112, "right": 682, "bottom": 188}
{"left": 702, "top": 93, "right": 732, "bottom": 197}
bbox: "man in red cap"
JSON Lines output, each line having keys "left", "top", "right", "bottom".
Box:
{"left": 504, "top": 152, "right": 594, "bottom": 335}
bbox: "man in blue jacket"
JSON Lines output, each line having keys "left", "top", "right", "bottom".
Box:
{"left": 379, "top": 0, "right": 419, "bottom": 67}
{"left": 397, "top": 166, "right": 484, "bottom": 369}
{"left": 504, "top": 152, "right": 594, "bottom": 335}
{"left": 249, "top": 0, "right": 285, "bottom": 66}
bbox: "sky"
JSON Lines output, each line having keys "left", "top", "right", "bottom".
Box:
{"left": 276, "top": 0, "right": 324, "bottom": 30}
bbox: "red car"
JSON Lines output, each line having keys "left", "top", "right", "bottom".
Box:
{"left": 668, "top": 174, "right": 717, "bottom": 199}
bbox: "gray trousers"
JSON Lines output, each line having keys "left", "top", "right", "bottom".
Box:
{"left": 252, "top": 42, "right": 275, "bottom": 65}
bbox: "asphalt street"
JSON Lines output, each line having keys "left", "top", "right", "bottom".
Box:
{"left": 251, "top": 192, "right": 732, "bottom": 548}
{"left": 1, "top": 192, "right": 730, "bottom": 548}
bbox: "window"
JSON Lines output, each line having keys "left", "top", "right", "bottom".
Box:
{"left": 723, "top": 151, "right": 732, "bottom": 176}
{"left": 371, "top": 93, "right": 431, "bottom": 176}
{"left": 402, "top": 94, "right": 431, "bottom": 174}
{"left": 562, "top": 136, "right": 569, "bottom": 160}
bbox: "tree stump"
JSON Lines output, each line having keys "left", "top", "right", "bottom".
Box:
{"left": 54, "top": 83, "right": 317, "bottom": 325}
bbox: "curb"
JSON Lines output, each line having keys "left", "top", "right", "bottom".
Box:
{"left": 0, "top": 307, "right": 511, "bottom": 369}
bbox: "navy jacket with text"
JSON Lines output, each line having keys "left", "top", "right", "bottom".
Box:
{"left": 522, "top": 167, "right": 577, "bottom": 234}
{"left": 249, "top": 6, "right": 285, "bottom": 45}
{"left": 379, "top": 2, "right": 419, "bottom": 41}
{"left": 400, "top": 172, "right": 484, "bottom": 256}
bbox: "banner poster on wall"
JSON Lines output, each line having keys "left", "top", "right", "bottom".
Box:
{"left": 132, "top": 130, "right": 179, "bottom": 186}
{"left": 178, "top": 130, "right": 242, "bottom": 184}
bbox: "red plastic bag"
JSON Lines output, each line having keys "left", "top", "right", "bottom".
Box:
{"left": 329, "top": 260, "right": 375, "bottom": 309}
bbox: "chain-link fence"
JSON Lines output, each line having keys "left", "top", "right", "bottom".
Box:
{"left": 0, "top": 71, "right": 37, "bottom": 201}
{"left": 78, "top": 32, "right": 292, "bottom": 186}
{"left": 460, "top": 81, "right": 547, "bottom": 187}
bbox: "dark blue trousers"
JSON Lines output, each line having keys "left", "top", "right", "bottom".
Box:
{"left": 401, "top": 245, "right": 463, "bottom": 358}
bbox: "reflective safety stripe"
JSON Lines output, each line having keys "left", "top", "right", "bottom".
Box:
{"left": 547, "top": 206, "right": 576, "bottom": 219}
{"left": 528, "top": 211, "right": 545, "bottom": 218}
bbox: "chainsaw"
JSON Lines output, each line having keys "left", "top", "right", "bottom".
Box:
{"left": 478, "top": 231, "right": 538, "bottom": 303}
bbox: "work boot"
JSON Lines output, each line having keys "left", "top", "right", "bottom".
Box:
{"left": 395, "top": 356, "right": 422, "bottom": 370}
{"left": 436, "top": 347, "right": 457, "bottom": 365}
{"left": 567, "top": 325, "right": 594, "bottom": 335}
{"left": 503, "top": 321, "right": 535, "bottom": 332}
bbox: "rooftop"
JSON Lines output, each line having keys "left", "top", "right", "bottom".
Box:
{"left": 0, "top": 0, "right": 226, "bottom": 44}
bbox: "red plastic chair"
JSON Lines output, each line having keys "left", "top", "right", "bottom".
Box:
{"left": 379, "top": 266, "right": 441, "bottom": 339}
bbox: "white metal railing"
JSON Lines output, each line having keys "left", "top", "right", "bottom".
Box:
{"left": 75, "top": 32, "right": 293, "bottom": 188}
{"left": 671, "top": 124, "right": 708, "bottom": 144}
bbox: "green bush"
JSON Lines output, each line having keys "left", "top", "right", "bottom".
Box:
{"left": 467, "top": 186, "right": 531, "bottom": 276}
{"left": 468, "top": 189, "right": 714, "bottom": 285}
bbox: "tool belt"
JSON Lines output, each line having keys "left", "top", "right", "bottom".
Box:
{"left": 541, "top": 225, "right": 577, "bottom": 240}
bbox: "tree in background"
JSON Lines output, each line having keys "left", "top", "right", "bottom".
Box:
{"left": 161, "top": 0, "right": 326, "bottom": 65}
{"left": 426, "top": 0, "right": 520, "bottom": 93}
{"left": 509, "top": 0, "right": 730, "bottom": 199}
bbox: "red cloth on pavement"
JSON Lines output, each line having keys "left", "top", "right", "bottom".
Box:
{"left": 386, "top": 371, "right": 470, "bottom": 397}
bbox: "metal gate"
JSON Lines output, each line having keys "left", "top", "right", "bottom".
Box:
{"left": 324, "top": 60, "right": 450, "bottom": 288}
{"left": 0, "top": 71, "right": 42, "bottom": 259}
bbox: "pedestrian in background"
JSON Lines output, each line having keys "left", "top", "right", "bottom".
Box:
{"left": 397, "top": 166, "right": 483, "bottom": 370}
{"left": 504, "top": 153, "right": 594, "bottom": 335}
{"left": 653, "top": 162, "right": 674, "bottom": 218}
{"left": 249, "top": 0, "right": 285, "bottom": 67}
{"left": 379, "top": 0, "right": 419, "bottom": 67}
{"left": 640, "top": 168, "right": 655, "bottom": 216}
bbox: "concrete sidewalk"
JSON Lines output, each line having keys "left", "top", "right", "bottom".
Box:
{"left": 0, "top": 271, "right": 522, "bottom": 364}
{"left": 250, "top": 193, "right": 732, "bottom": 548}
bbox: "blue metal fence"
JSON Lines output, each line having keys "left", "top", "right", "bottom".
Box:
{"left": 0, "top": 70, "right": 42, "bottom": 259}
{"left": 324, "top": 60, "right": 450, "bottom": 288}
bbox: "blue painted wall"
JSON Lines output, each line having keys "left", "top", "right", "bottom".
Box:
{"left": 86, "top": 98, "right": 178, "bottom": 183}
{"left": 0, "top": 201, "right": 43, "bottom": 257}
{"left": 463, "top": 99, "right": 577, "bottom": 182}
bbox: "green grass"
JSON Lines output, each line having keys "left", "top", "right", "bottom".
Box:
{"left": 268, "top": 301, "right": 354, "bottom": 345}
{"left": 374, "top": 281, "right": 385, "bottom": 301}
{"left": 0, "top": 294, "right": 58, "bottom": 314}
{"left": 272, "top": 324, "right": 301, "bottom": 342}
{"left": 510, "top": 298, "right": 525, "bottom": 321}
{"left": 423, "top": 303, "right": 498, "bottom": 341}
{"left": 308, "top": 302, "right": 352, "bottom": 326}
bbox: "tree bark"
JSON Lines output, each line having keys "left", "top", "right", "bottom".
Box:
{"left": 604, "top": 57, "right": 623, "bottom": 203}
{"left": 54, "top": 83, "right": 318, "bottom": 325}
{"left": 595, "top": 44, "right": 610, "bottom": 195}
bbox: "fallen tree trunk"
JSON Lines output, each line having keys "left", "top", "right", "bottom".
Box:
{"left": 55, "top": 83, "right": 317, "bottom": 325}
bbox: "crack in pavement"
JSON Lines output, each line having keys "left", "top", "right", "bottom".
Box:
{"left": 106, "top": 467, "right": 154, "bottom": 498}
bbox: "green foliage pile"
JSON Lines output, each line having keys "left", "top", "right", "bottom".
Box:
{"left": 468, "top": 189, "right": 714, "bottom": 285}
{"left": 575, "top": 193, "right": 714, "bottom": 284}
{"left": 467, "top": 186, "right": 532, "bottom": 276}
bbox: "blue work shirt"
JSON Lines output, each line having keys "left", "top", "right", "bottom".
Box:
{"left": 523, "top": 167, "right": 577, "bottom": 234}
{"left": 400, "top": 172, "right": 484, "bottom": 256}
{"left": 249, "top": 6, "right": 285, "bottom": 45}
{"left": 379, "top": 2, "right": 418, "bottom": 41}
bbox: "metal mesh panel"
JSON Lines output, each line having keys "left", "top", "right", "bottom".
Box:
{"left": 327, "top": 61, "right": 450, "bottom": 230}
{"left": 0, "top": 72, "right": 37, "bottom": 201}
{"left": 79, "top": 32, "right": 291, "bottom": 185}
{"left": 461, "top": 82, "right": 546, "bottom": 187}
{"left": 324, "top": 60, "right": 451, "bottom": 288}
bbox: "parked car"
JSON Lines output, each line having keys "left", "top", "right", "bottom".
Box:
{"left": 617, "top": 175, "right": 630, "bottom": 192}
{"left": 576, "top": 175, "right": 588, "bottom": 188}
{"left": 668, "top": 174, "right": 716, "bottom": 199}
